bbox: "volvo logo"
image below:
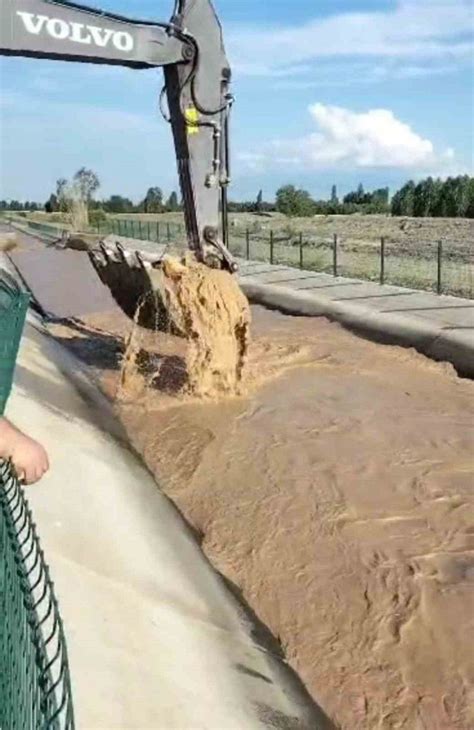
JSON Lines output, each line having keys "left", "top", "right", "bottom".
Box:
{"left": 16, "top": 11, "right": 135, "bottom": 53}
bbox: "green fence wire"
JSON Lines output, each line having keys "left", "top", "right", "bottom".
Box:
{"left": 0, "top": 460, "right": 75, "bottom": 730}
{"left": 97, "top": 217, "right": 184, "bottom": 244}
{"left": 0, "top": 267, "right": 74, "bottom": 728}
{"left": 0, "top": 271, "right": 30, "bottom": 416}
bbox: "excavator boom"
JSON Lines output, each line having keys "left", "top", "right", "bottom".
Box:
{"left": 1, "top": 0, "right": 235, "bottom": 272}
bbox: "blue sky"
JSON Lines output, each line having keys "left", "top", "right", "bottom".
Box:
{"left": 1, "top": 0, "right": 473, "bottom": 203}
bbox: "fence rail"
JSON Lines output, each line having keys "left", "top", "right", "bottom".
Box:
{"left": 0, "top": 460, "right": 75, "bottom": 730}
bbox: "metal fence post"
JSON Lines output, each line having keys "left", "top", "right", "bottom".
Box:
{"left": 333, "top": 234, "right": 338, "bottom": 277}
{"left": 147, "top": 221, "right": 151, "bottom": 240}
{"left": 139, "top": 220, "right": 143, "bottom": 239}
{"left": 157, "top": 222, "right": 160, "bottom": 242}
{"left": 270, "top": 230, "right": 274, "bottom": 265}
{"left": 167, "top": 222, "right": 171, "bottom": 242}
{"left": 246, "top": 229, "right": 250, "bottom": 260}
{"left": 299, "top": 232, "right": 303, "bottom": 269}
{"left": 380, "top": 236, "right": 385, "bottom": 285}
{"left": 437, "top": 240, "right": 443, "bottom": 294}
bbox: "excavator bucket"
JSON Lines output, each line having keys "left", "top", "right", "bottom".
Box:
{"left": 87, "top": 240, "right": 185, "bottom": 336}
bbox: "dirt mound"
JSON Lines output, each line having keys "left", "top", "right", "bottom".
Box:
{"left": 120, "top": 256, "right": 251, "bottom": 400}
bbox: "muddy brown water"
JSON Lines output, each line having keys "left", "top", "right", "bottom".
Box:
{"left": 49, "top": 305, "right": 474, "bottom": 730}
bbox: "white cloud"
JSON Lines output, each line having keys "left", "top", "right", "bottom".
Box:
{"left": 229, "top": 0, "right": 474, "bottom": 77}
{"left": 239, "top": 103, "right": 455, "bottom": 172}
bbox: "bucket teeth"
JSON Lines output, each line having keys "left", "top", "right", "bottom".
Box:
{"left": 88, "top": 239, "right": 182, "bottom": 335}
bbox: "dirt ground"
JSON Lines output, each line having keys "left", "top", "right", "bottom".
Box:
{"left": 49, "top": 306, "right": 474, "bottom": 730}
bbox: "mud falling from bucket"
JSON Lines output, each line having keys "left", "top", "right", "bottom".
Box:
{"left": 119, "top": 256, "right": 251, "bottom": 401}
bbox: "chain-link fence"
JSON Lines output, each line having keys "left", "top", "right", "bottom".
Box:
{"left": 0, "top": 271, "right": 30, "bottom": 415}
{"left": 0, "top": 265, "right": 74, "bottom": 729}
{"left": 0, "top": 461, "right": 75, "bottom": 729}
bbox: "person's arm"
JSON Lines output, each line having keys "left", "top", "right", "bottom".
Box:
{"left": 0, "top": 417, "right": 49, "bottom": 484}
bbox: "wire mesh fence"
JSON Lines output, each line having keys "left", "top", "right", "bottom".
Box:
{"left": 97, "top": 218, "right": 184, "bottom": 244}
{"left": 0, "top": 460, "right": 75, "bottom": 730}
{"left": 227, "top": 230, "right": 473, "bottom": 299}
{"left": 0, "top": 271, "right": 30, "bottom": 416}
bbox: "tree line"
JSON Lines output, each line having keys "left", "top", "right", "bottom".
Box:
{"left": 391, "top": 176, "right": 474, "bottom": 218}
{"left": 2, "top": 172, "right": 473, "bottom": 219}
{"left": 0, "top": 178, "right": 181, "bottom": 218}
{"left": 272, "top": 176, "right": 474, "bottom": 218}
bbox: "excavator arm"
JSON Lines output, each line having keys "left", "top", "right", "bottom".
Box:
{"left": 0, "top": 0, "right": 235, "bottom": 273}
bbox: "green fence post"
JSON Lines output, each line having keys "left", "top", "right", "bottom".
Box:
{"left": 246, "top": 229, "right": 250, "bottom": 260}
{"left": 139, "top": 220, "right": 143, "bottom": 239}
{"left": 270, "top": 230, "right": 274, "bottom": 265}
{"left": 333, "top": 234, "right": 338, "bottom": 277}
{"left": 437, "top": 240, "right": 443, "bottom": 294}
{"left": 299, "top": 232, "right": 303, "bottom": 269}
{"left": 380, "top": 236, "right": 385, "bottom": 285}
{"left": 167, "top": 222, "right": 171, "bottom": 242}
{"left": 148, "top": 221, "right": 151, "bottom": 240}
{"left": 157, "top": 222, "right": 160, "bottom": 242}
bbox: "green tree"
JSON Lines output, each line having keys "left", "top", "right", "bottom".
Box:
{"left": 45, "top": 194, "right": 59, "bottom": 213}
{"left": 453, "top": 175, "right": 471, "bottom": 217}
{"left": 330, "top": 185, "right": 338, "bottom": 204}
{"left": 166, "top": 191, "right": 179, "bottom": 212}
{"left": 103, "top": 195, "right": 135, "bottom": 213}
{"left": 343, "top": 184, "right": 366, "bottom": 205}
{"left": 72, "top": 168, "right": 100, "bottom": 204}
{"left": 465, "top": 178, "right": 474, "bottom": 218}
{"left": 255, "top": 189, "right": 263, "bottom": 212}
{"left": 89, "top": 208, "right": 107, "bottom": 227}
{"left": 142, "top": 187, "right": 163, "bottom": 213}
{"left": 413, "top": 178, "right": 435, "bottom": 217}
{"left": 391, "top": 180, "right": 415, "bottom": 216}
{"left": 56, "top": 177, "right": 69, "bottom": 212}
{"left": 275, "top": 185, "right": 315, "bottom": 217}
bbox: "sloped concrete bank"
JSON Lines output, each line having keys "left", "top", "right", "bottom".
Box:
{"left": 240, "top": 278, "right": 474, "bottom": 378}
